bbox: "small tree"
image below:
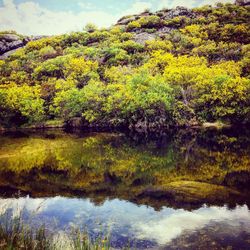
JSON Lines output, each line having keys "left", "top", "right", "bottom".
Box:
{"left": 84, "top": 23, "right": 97, "bottom": 33}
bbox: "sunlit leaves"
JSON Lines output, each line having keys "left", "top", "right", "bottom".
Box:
{"left": 0, "top": 84, "right": 44, "bottom": 124}
{"left": 64, "top": 57, "right": 99, "bottom": 87}
{"left": 0, "top": 3, "right": 249, "bottom": 127}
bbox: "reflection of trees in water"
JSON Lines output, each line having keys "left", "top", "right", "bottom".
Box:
{"left": 0, "top": 128, "right": 249, "bottom": 208}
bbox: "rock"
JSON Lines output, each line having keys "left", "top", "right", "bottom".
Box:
{"left": 137, "top": 181, "right": 245, "bottom": 209}
{"left": 133, "top": 32, "right": 156, "bottom": 45}
{"left": 67, "top": 117, "right": 83, "bottom": 128}
{"left": 139, "top": 10, "right": 152, "bottom": 17}
{"left": 0, "top": 33, "right": 46, "bottom": 57}
{"left": 156, "top": 27, "right": 173, "bottom": 37}
{"left": 117, "top": 16, "right": 138, "bottom": 26}
{"left": 31, "top": 35, "right": 47, "bottom": 41}
{"left": 0, "top": 33, "right": 25, "bottom": 55}
{"left": 0, "top": 48, "right": 20, "bottom": 60}
{"left": 202, "top": 121, "right": 230, "bottom": 129}
{"left": 0, "top": 41, "right": 5, "bottom": 50}
{"left": 1, "top": 34, "right": 20, "bottom": 42}
{"left": 235, "top": 0, "right": 250, "bottom": 6}
{"left": 162, "top": 6, "right": 195, "bottom": 20}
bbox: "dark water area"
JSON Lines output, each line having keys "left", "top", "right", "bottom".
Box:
{"left": 0, "top": 128, "right": 250, "bottom": 249}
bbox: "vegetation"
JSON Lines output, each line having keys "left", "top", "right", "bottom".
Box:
{"left": 0, "top": 3, "right": 249, "bottom": 129}
{"left": 0, "top": 129, "right": 249, "bottom": 209}
{"left": 0, "top": 214, "right": 112, "bottom": 250}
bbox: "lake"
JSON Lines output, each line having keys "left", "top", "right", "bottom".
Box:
{"left": 0, "top": 128, "right": 250, "bottom": 249}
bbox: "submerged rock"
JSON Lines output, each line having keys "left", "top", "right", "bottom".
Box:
{"left": 137, "top": 181, "right": 246, "bottom": 209}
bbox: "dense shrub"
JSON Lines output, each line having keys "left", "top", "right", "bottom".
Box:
{"left": 0, "top": 3, "right": 249, "bottom": 128}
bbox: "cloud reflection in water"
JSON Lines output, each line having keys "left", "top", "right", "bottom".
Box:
{"left": 0, "top": 196, "right": 249, "bottom": 246}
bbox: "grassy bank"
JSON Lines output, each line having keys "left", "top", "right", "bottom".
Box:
{"left": 0, "top": 215, "right": 112, "bottom": 250}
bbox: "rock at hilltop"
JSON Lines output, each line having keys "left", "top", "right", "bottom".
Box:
{"left": 235, "top": 0, "right": 250, "bottom": 6}
{"left": 0, "top": 33, "right": 25, "bottom": 55}
{"left": 157, "top": 6, "right": 195, "bottom": 20}
{"left": 0, "top": 32, "right": 45, "bottom": 58}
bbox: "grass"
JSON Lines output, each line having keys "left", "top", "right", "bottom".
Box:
{"left": 0, "top": 214, "right": 113, "bottom": 250}
{"left": 0, "top": 215, "right": 54, "bottom": 250}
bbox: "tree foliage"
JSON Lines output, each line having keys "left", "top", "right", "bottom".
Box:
{"left": 0, "top": 3, "right": 249, "bottom": 128}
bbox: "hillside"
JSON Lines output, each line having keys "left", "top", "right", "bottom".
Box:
{"left": 0, "top": 2, "right": 249, "bottom": 130}
{"left": 0, "top": 31, "right": 45, "bottom": 59}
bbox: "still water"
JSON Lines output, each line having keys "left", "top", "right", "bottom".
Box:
{"left": 0, "top": 128, "right": 250, "bottom": 249}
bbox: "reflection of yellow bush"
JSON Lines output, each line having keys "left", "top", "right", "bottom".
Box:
{"left": 0, "top": 132, "right": 249, "bottom": 191}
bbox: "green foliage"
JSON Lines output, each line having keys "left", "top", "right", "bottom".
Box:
{"left": 103, "top": 47, "right": 130, "bottom": 65}
{"left": 138, "top": 15, "right": 161, "bottom": 28}
{"left": 0, "top": 84, "right": 44, "bottom": 125}
{"left": 127, "top": 15, "right": 161, "bottom": 31}
{"left": 0, "top": 214, "right": 111, "bottom": 250}
{"left": 84, "top": 23, "right": 98, "bottom": 32}
{"left": 0, "top": 2, "right": 249, "bottom": 128}
{"left": 33, "top": 55, "right": 69, "bottom": 80}
{"left": 39, "top": 45, "right": 58, "bottom": 59}
{"left": 146, "top": 40, "right": 173, "bottom": 52}
{"left": 53, "top": 87, "right": 85, "bottom": 119}
{"left": 104, "top": 71, "right": 174, "bottom": 126}
{"left": 165, "top": 17, "right": 188, "bottom": 28}
{"left": 194, "top": 76, "right": 250, "bottom": 122}
{"left": 64, "top": 57, "right": 99, "bottom": 87}
{"left": 127, "top": 20, "right": 141, "bottom": 31}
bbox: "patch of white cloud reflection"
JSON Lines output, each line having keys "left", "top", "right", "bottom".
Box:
{"left": 0, "top": 197, "right": 249, "bottom": 245}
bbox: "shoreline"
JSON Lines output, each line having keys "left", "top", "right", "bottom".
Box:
{"left": 0, "top": 121, "right": 246, "bottom": 133}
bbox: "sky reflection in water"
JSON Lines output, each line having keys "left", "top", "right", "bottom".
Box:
{"left": 0, "top": 129, "right": 250, "bottom": 248}
{"left": 1, "top": 196, "right": 250, "bottom": 248}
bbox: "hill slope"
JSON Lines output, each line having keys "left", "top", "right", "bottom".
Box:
{"left": 0, "top": 2, "right": 249, "bottom": 129}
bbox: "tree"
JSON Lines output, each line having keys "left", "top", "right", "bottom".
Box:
{"left": 194, "top": 76, "right": 250, "bottom": 123}
{"left": 84, "top": 23, "right": 98, "bottom": 33}
{"left": 0, "top": 84, "right": 45, "bottom": 125}
{"left": 64, "top": 57, "right": 99, "bottom": 88}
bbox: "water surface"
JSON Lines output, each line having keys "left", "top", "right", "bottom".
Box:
{"left": 0, "top": 128, "right": 249, "bottom": 249}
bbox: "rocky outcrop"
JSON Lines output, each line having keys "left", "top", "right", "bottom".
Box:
{"left": 116, "top": 6, "right": 197, "bottom": 44}
{"left": 0, "top": 33, "right": 27, "bottom": 55}
{"left": 116, "top": 6, "right": 195, "bottom": 27}
{"left": 156, "top": 6, "right": 195, "bottom": 20}
{"left": 117, "top": 15, "right": 138, "bottom": 26}
{"left": 0, "top": 33, "right": 45, "bottom": 58}
{"left": 133, "top": 32, "right": 156, "bottom": 45}
{"left": 235, "top": 0, "right": 250, "bottom": 6}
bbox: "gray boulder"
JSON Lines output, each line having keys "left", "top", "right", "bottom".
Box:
{"left": 117, "top": 16, "right": 138, "bottom": 26}
{"left": 0, "top": 48, "right": 20, "bottom": 60}
{"left": 133, "top": 32, "right": 156, "bottom": 45}
{"left": 0, "top": 33, "right": 25, "bottom": 55}
{"left": 235, "top": 0, "right": 250, "bottom": 6}
{"left": 156, "top": 27, "right": 173, "bottom": 37}
{"left": 0, "top": 33, "right": 45, "bottom": 56}
{"left": 163, "top": 6, "right": 195, "bottom": 20}
{"left": 1, "top": 34, "right": 21, "bottom": 42}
